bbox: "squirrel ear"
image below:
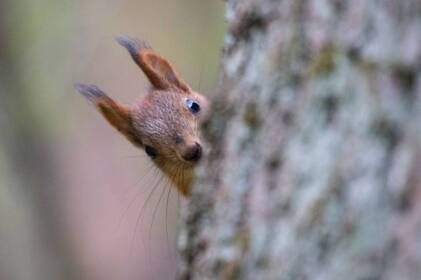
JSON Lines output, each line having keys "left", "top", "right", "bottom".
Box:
{"left": 116, "top": 36, "right": 190, "bottom": 92}
{"left": 75, "top": 84, "right": 140, "bottom": 146}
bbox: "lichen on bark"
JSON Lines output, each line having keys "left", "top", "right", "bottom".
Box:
{"left": 178, "top": 1, "right": 421, "bottom": 279}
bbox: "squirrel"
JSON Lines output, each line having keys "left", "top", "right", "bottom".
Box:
{"left": 75, "top": 36, "right": 209, "bottom": 196}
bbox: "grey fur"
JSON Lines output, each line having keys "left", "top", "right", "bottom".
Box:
{"left": 74, "top": 83, "right": 106, "bottom": 103}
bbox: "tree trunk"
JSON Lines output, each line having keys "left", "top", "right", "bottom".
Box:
{"left": 178, "top": 0, "right": 421, "bottom": 279}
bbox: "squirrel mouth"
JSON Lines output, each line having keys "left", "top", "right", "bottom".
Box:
{"left": 178, "top": 158, "right": 200, "bottom": 166}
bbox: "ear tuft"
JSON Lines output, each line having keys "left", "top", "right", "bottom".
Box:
{"left": 74, "top": 82, "right": 140, "bottom": 146}
{"left": 74, "top": 83, "right": 106, "bottom": 104}
{"left": 115, "top": 36, "right": 151, "bottom": 60}
{"left": 116, "top": 35, "right": 190, "bottom": 92}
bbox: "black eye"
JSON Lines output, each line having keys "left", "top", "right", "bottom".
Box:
{"left": 144, "top": 145, "right": 158, "bottom": 159}
{"left": 186, "top": 99, "right": 200, "bottom": 114}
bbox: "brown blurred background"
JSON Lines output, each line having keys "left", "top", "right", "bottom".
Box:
{"left": 0, "top": 1, "right": 225, "bottom": 279}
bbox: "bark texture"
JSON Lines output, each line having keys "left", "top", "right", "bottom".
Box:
{"left": 179, "top": 0, "right": 421, "bottom": 279}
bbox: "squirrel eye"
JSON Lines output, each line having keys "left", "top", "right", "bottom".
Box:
{"left": 144, "top": 145, "right": 158, "bottom": 159}
{"left": 186, "top": 99, "right": 200, "bottom": 114}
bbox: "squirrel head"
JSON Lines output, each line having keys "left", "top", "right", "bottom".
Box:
{"left": 75, "top": 36, "right": 209, "bottom": 196}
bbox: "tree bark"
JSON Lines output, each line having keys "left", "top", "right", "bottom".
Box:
{"left": 179, "top": 0, "right": 421, "bottom": 279}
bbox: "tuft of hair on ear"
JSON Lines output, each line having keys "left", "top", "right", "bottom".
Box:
{"left": 115, "top": 35, "right": 151, "bottom": 61}
{"left": 74, "top": 83, "right": 106, "bottom": 104}
{"left": 116, "top": 35, "right": 190, "bottom": 93}
{"left": 74, "top": 83, "right": 140, "bottom": 146}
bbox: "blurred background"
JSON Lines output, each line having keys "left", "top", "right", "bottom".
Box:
{"left": 0, "top": 1, "right": 225, "bottom": 279}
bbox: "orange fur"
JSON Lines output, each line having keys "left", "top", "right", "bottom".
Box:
{"left": 75, "top": 36, "right": 209, "bottom": 196}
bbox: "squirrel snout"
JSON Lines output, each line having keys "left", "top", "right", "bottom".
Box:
{"left": 182, "top": 142, "right": 202, "bottom": 162}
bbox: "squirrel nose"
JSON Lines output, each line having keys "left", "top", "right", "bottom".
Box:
{"left": 182, "top": 142, "right": 202, "bottom": 162}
